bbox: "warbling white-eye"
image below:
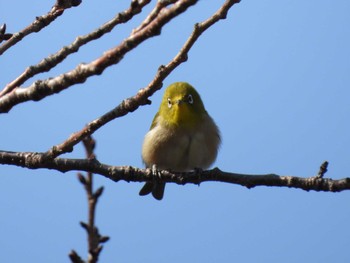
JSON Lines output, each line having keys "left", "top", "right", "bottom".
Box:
{"left": 139, "top": 82, "right": 221, "bottom": 200}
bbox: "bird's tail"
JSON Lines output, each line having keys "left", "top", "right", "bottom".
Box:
{"left": 139, "top": 182, "right": 166, "bottom": 200}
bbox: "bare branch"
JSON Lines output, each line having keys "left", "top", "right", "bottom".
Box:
{"left": 133, "top": 0, "right": 178, "bottom": 33}
{"left": 1, "top": 150, "right": 349, "bottom": 193}
{"left": 0, "top": 0, "right": 151, "bottom": 98}
{"left": 0, "top": 0, "right": 81, "bottom": 56}
{"left": 43, "top": 90, "right": 153, "bottom": 158}
{"left": 72, "top": 136, "right": 109, "bottom": 263}
{"left": 42, "top": 0, "right": 241, "bottom": 159}
{"left": 0, "top": 0, "right": 198, "bottom": 113}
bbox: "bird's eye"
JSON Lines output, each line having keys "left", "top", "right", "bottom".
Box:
{"left": 167, "top": 98, "right": 172, "bottom": 108}
{"left": 187, "top": 94, "right": 194, "bottom": 104}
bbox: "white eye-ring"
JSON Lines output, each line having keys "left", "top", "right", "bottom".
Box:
{"left": 167, "top": 98, "right": 172, "bottom": 108}
{"left": 188, "top": 94, "right": 194, "bottom": 104}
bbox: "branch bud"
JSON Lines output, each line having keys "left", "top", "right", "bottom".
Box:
{"left": 79, "top": 221, "right": 89, "bottom": 232}
{"left": 93, "top": 186, "right": 104, "bottom": 199}
{"left": 99, "top": 236, "right": 110, "bottom": 243}
{"left": 77, "top": 173, "right": 86, "bottom": 185}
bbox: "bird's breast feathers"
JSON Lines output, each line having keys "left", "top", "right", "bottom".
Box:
{"left": 142, "top": 115, "right": 220, "bottom": 171}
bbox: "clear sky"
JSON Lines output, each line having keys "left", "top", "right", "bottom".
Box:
{"left": 1, "top": 1, "right": 350, "bottom": 262}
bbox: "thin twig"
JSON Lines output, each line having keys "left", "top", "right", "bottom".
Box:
{"left": 0, "top": 0, "right": 81, "bottom": 56}
{"left": 0, "top": 151, "right": 349, "bottom": 192}
{"left": 133, "top": 0, "right": 178, "bottom": 33}
{"left": 0, "top": 0, "right": 151, "bottom": 98}
{"left": 0, "top": 0, "right": 198, "bottom": 113}
{"left": 72, "top": 136, "right": 109, "bottom": 263}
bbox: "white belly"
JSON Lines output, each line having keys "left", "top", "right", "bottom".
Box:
{"left": 142, "top": 118, "right": 220, "bottom": 172}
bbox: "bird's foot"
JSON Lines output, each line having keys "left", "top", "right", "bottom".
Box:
{"left": 151, "top": 164, "right": 162, "bottom": 181}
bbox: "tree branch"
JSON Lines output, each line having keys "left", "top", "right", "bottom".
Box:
{"left": 1, "top": 150, "right": 349, "bottom": 192}
{"left": 41, "top": 0, "right": 241, "bottom": 159}
{"left": 0, "top": 0, "right": 81, "bottom": 56}
{"left": 0, "top": 0, "right": 198, "bottom": 113}
{"left": 0, "top": 0, "right": 151, "bottom": 98}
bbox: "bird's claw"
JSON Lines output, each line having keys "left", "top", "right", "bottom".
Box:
{"left": 151, "top": 164, "right": 162, "bottom": 181}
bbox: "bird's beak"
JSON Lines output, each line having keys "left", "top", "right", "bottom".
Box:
{"left": 175, "top": 99, "right": 184, "bottom": 105}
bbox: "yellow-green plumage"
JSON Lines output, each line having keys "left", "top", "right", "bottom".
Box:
{"left": 140, "top": 82, "right": 221, "bottom": 200}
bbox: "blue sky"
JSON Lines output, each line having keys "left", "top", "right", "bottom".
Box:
{"left": 1, "top": 0, "right": 350, "bottom": 262}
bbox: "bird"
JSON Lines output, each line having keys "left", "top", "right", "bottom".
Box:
{"left": 139, "top": 82, "right": 221, "bottom": 200}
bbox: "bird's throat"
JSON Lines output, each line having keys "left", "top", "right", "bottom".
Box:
{"left": 169, "top": 104, "right": 201, "bottom": 129}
